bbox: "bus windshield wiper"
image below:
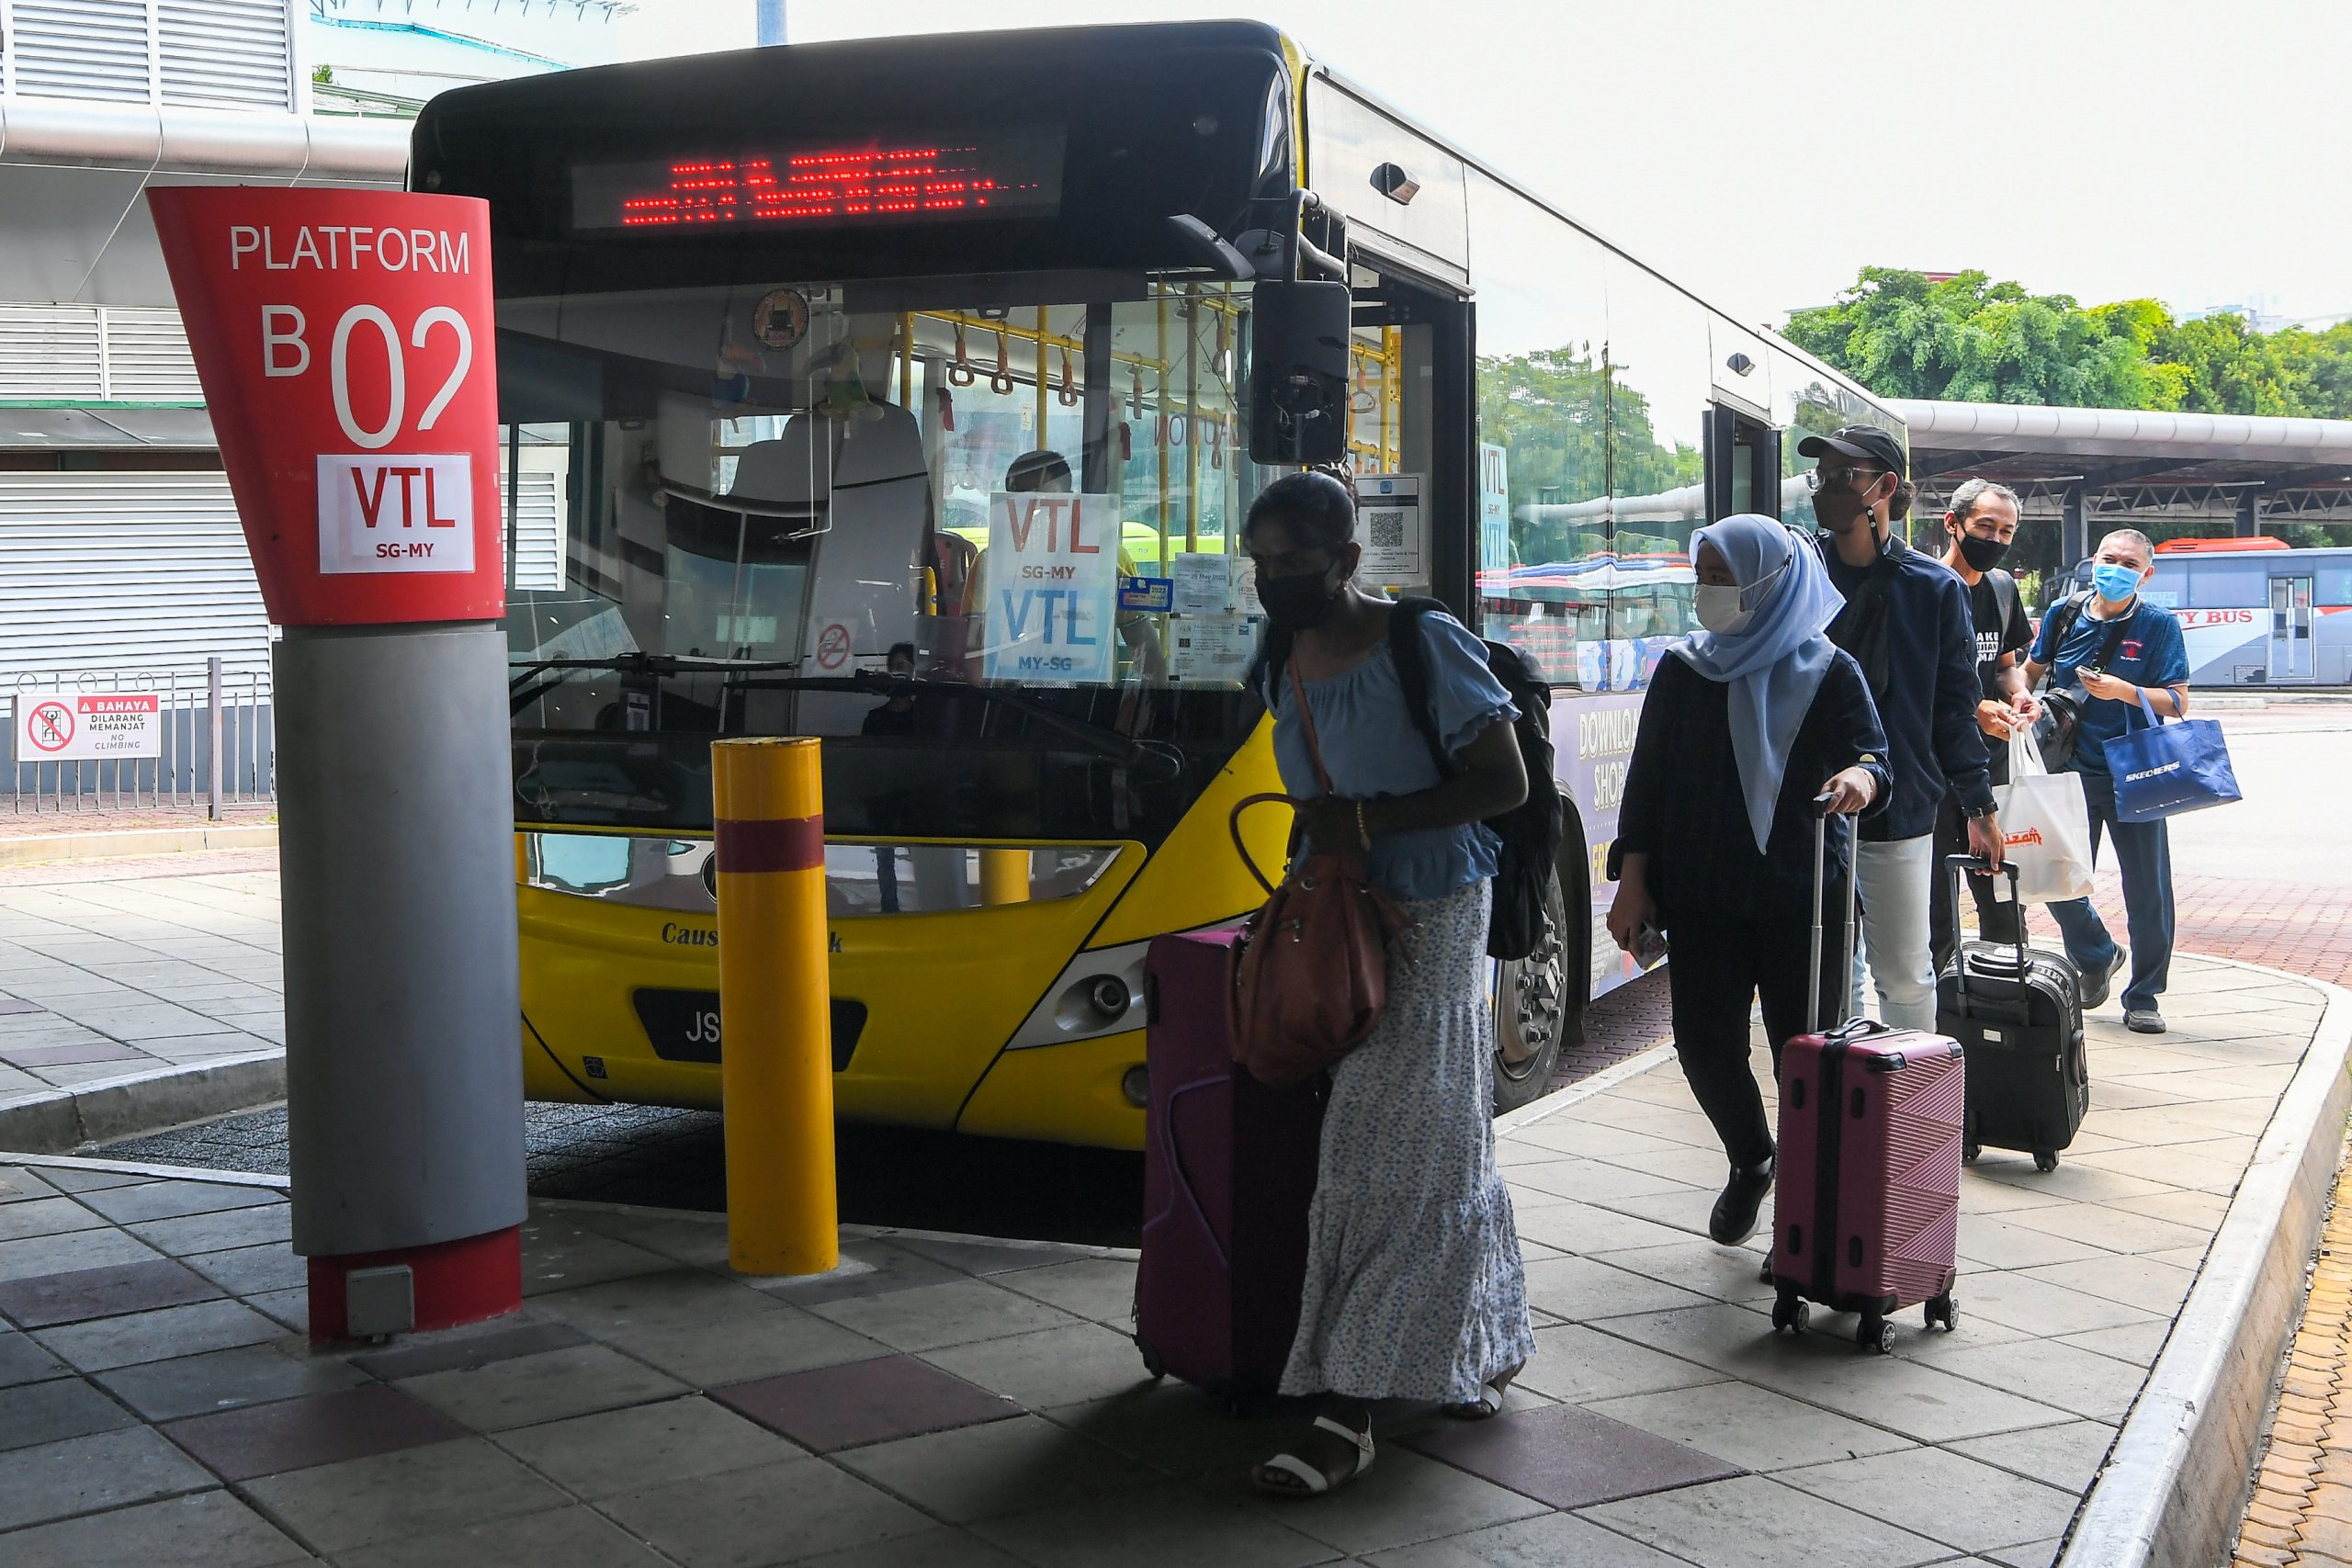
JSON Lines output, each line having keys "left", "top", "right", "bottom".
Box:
{"left": 728, "top": 672, "right": 1185, "bottom": 776}
{"left": 507, "top": 652, "right": 799, "bottom": 712}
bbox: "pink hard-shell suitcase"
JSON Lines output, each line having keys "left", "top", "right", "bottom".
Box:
{"left": 1768, "top": 809, "right": 1964, "bottom": 1353}
{"left": 1133, "top": 931, "right": 1326, "bottom": 1408}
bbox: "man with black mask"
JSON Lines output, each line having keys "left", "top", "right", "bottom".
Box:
{"left": 1802, "top": 426, "right": 1999, "bottom": 1036}
{"left": 1930, "top": 479, "right": 2037, "bottom": 972}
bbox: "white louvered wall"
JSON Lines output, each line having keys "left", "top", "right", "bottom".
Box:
{"left": 0, "top": 308, "right": 106, "bottom": 399}
{"left": 510, "top": 468, "right": 564, "bottom": 593}
{"left": 156, "top": 0, "right": 293, "bottom": 109}
{"left": 0, "top": 472, "right": 273, "bottom": 682}
{"left": 4, "top": 0, "right": 153, "bottom": 102}
{"left": 0, "top": 469, "right": 566, "bottom": 682}
{"left": 0, "top": 305, "right": 201, "bottom": 400}
{"left": 0, "top": 0, "right": 295, "bottom": 110}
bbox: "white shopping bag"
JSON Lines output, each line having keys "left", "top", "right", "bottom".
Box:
{"left": 1993, "top": 728, "right": 2096, "bottom": 903}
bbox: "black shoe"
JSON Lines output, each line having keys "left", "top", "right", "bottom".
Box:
{"left": 1710, "top": 1157, "right": 1775, "bottom": 1246}
{"left": 2079, "top": 951, "right": 2121, "bottom": 1011}
{"left": 2125, "top": 1008, "right": 2166, "bottom": 1034}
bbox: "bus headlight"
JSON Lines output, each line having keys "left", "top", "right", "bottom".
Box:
{"left": 1086, "top": 976, "right": 1131, "bottom": 1021}
{"left": 1121, "top": 1066, "right": 1151, "bottom": 1107}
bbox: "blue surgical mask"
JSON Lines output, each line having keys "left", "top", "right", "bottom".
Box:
{"left": 2092, "top": 562, "right": 2143, "bottom": 603}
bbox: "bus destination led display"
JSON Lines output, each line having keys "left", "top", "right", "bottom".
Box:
{"left": 571, "top": 130, "right": 1064, "bottom": 232}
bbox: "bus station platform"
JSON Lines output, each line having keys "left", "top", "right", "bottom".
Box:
{"left": 1, "top": 954, "right": 2342, "bottom": 1568}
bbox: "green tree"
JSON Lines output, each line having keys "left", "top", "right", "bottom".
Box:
{"left": 1789, "top": 268, "right": 2352, "bottom": 419}
{"left": 1476, "top": 343, "right": 1702, "bottom": 563}
{"left": 1784, "top": 268, "right": 2168, "bottom": 408}
{"left": 2273, "top": 321, "right": 2352, "bottom": 419}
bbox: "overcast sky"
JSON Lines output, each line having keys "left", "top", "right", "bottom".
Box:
{"left": 774, "top": 0, "right": 2352, "bottom": 331}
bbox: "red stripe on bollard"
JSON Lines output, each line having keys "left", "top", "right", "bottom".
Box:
{"left": 715, "top": 815, "right": 826, "bottom": 874}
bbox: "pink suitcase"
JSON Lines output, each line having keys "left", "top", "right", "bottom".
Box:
{"left": 1133, "top": 931, "right": 1326, "bottom": 1408}
{"left": 1768, "top": 809, "right": 1964, "bottom": 1353}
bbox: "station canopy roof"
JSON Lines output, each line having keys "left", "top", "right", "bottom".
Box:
{"left": 1890, "top": 399, "right": 2352, "bottom": 525}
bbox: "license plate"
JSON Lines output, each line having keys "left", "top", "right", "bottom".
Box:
{"left": 631, "top": 988, "right": 865, "bottom": 1069}
{"left": 633, "top": 988, "right": 722, "bottom": 1063}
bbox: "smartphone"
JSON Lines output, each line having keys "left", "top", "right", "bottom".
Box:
{"left": 1634, "top": 921, "right": 1668, "bottom": 968}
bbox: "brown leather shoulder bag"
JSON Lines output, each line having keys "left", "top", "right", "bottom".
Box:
{"left": 1227, "top": 662, "right": 1412, "bottom": 1086}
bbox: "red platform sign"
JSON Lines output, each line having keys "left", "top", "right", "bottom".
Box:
{"left": 148, "top": 187, "right": 504, "bottom": 626}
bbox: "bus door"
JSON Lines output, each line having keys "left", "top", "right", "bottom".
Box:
{"left": 1344, "top": 259, "right": 1473, "bottom": 612}
{"left": 1703, "top": 404, "right": 1779, "bottom": 522}
{"left": 2270, "top": 573, "right": 2316, "bottom": 681}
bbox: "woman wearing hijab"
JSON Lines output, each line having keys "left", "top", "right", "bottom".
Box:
{"left": 1606, "top": 515, "right": 1893, "bottom": 1247}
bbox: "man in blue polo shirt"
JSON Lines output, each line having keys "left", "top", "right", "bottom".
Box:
{"left": 2025, "top": 527, "right": 2191, "bottom": 1033}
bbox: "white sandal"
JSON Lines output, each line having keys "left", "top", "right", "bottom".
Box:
{"left": 1253, "top": 1415, "right": 1375, "bottom": 1496}
{"left": 1442, "top": 1380, "right": 1509, "bottom": 1420}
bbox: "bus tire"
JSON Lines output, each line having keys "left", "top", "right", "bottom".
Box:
{"left": 1491, "top": 862, "right": 1575, "bottom": 1114}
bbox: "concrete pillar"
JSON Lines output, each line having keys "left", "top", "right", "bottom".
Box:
{"left": 2061, "top": 486, "right": 2086, "bottom": 566}
{"left": 2235, "top": 489, "right": 2260, "bottom": 536}
{"left": 277, "top": 621, "right": 526, "bottom": 1335}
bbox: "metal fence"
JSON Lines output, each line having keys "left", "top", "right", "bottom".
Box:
{"left": 6, "top": 659, "right": 274, "bottom": 817}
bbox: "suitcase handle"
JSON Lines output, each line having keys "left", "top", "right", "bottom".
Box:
{"left": 1944, "top": 854, "right": 2028, "bottom": 1022}
{"left": 1807, "top": 795, "right": 1859, "bottom": 1038}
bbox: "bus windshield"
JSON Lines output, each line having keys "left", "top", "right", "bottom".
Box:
{"left": 500, "top": 275, "right": 1268, "bottom": 843}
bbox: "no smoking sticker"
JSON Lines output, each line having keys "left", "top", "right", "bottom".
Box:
{"left": 813, "top": 621, "right": 854, "bottom": 671}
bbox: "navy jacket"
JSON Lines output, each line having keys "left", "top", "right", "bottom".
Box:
{"left": 1816, "top": 536, "right": 1995, "bottom": 841}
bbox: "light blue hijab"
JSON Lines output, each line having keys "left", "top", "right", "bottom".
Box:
{"left": 1672, "top": 513, "right": 1848, "bottom": 854}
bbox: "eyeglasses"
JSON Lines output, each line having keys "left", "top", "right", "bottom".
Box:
{"left": 1804, "top": 467, "right": 1883, "bottom": 495}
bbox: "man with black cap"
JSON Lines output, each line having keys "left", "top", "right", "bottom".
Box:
{"left": 1799, "top": 425, "right": 2000, "bottom": 1034}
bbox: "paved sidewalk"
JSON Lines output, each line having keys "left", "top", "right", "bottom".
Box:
{"left": 0, "top": 869, "right": 282, "bottom": 1114}
{"left": 0, "top": 868, "right": 282, "bottom": 1144}
{"left": 0, "top": 953, "right": 2328, "bottom": 1567}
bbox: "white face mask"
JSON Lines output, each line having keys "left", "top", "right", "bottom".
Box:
{"left": 1693, "top": 557, "right": 1790, "bottom": 637}
{"left": 1693, "top": 584, "right": 1752, "bottom": 636}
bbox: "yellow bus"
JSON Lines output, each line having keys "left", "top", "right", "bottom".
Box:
{"left": 417, "top": 20, "right": 1903, "bottom": 1149}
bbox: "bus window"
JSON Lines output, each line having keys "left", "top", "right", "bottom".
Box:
{"left": 1604, "top": 260, "right": 1709, "bottom": 689}
{"left": 499, "top": 277, "right": 1271, "bottom": 840}
{"left": 1464, "top": 171, "right": 1608, "bottom": 689}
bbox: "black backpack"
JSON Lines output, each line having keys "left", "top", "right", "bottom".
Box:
{"left": 1387, "top": 600, "right": 1563, "bottom": 962}
{"left": 1250, "top": 600, "right": 1563, "bottom": 961}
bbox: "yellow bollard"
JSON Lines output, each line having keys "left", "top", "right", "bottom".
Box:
{"left": 978, "top": 847, "right": 1031, "bottom": 907}
{"left": 710, "top": 736, "right": 838, "bottom": 1277}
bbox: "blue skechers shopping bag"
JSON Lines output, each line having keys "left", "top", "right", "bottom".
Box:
{"left": 2109, "top": 689, "right": 2242, "bottom": 823}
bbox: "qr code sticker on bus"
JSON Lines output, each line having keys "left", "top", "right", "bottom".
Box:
{"left": 1365, "top": 510, "right": 1406, "bottom": 549}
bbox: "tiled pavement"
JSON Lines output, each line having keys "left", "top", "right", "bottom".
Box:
{"left": 0, "top": 953, "right": 2327, "bottom": 1567}
{"left": 0, "top": 870, "right": 283, "bottom": 1117}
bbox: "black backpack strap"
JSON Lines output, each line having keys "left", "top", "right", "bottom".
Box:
{"left": 1385, "top": 596, "right": 1457, "bottom": 777}
{"left": 1989, "top": 570, "right": 2019, "bottom": 644}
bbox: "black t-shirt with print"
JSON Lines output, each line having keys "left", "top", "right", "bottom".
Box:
{"left": 1965, "top": 570, "right": 2033, "bottom": 700}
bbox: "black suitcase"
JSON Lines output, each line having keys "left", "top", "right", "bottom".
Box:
{"left": 1935, "top": 856, "right": 2088, "bottom": 1172}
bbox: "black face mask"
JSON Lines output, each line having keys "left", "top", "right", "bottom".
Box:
{"left": 1257, "top": 569, "right": 1340, "bottom": 634}
{"left": 1955, "top": 534, "right": 2009, "bottom": 572}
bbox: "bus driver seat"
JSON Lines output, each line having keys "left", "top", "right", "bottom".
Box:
{"left": 726, "top": 402, "right": 932, "bottom": 733}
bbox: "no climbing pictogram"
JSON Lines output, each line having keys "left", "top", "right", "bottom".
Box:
{"left": 25, "top": 700, "right": 73, "bottom": 752}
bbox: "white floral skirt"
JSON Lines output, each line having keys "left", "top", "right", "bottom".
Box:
{"left": 1279, "top": 876, "right": 1537, "bottom": 1404}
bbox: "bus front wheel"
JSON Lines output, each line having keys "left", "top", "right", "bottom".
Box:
{"left": 1491, "top": 867, "right": 1574, "bottom": 1113}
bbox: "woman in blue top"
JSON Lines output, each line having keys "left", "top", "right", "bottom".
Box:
{"left": 1241, "top": 470, "right": 1536, "bottom": 1500}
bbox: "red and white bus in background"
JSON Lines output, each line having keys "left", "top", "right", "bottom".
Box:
{"left": 2143, "top": 537, "right": 2352, "bottom": 686}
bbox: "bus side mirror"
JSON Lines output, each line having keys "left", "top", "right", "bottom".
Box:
{"left": 1248, "top": 280, "right": 1351, "bottom": 468}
